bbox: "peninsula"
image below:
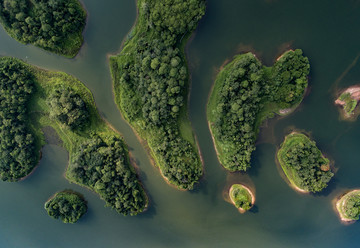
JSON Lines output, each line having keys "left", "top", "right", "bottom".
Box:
{"left": 207, "top": 49, "right": 310, "bottom": 172}
{"left": 229, "top": 184, "right": 254, "bottom": 213}
{"left": 0, "top": 0, "right": 86, "bottom": 57}
{"left": 277, "top": 132, "right": 334, "bottom": 193}
{"left": 45, "top": 190, "right": 87, "bottom": 223}
{"left": 335, "top": 86, "right": 360, "bottom": 119}
{"left": 110, "top": 0, "right": 206, "bottom": 190}
{"left": 335, "top": 189, "right": 360, "bottom": 223}
{"left": 0, "top": 57, "right": 148, "bottom": 216}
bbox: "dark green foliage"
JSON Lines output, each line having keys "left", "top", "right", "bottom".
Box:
{"left": 279, "top": 133, "right": 334, "bottom": 193}
{"left": 111, "top": 0, "right": 206, "bottom": 189}
{"left": 0, "top": 58, "right": 37, "bottom": 181}
{"left": 44, "top": 190, "right": 87, "bottom": 223}
{"left": 209, "top": 50, "right": 310, "bottom": 171}
{"left": 47, "top": 85, "right": 89, "bottom": 131}
{"left": 343, "top": 194, "right": 360, "bottom": 220}
{"left": 0, "top": 0, "right": 86, "bottom": 57}
{"left": 69, "top": 135, "right": 147, "bottom": 216}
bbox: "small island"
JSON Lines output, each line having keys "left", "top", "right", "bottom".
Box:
{"left": 335, "top": 190, "right": 360, "bottom": 223}
{"left": 0, "top": 0, "right": 86, "bottom": 57}
{"left": 277, "top": 132, "right": 334, "bottom": 193}
{"left": 44, "top": 190, "right": 87, "bottom": 223}
{"left": 229, "top": 184, "right": 254, "bottom": 213}
{"left": 335, "top": 86, "right": 360, "bottom": 119}
{"left": 207, "top": 49, "right": 310, "bottom": 172}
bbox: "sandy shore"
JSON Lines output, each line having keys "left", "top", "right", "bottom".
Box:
{"left": 229, "top": 184, "right": 256, "bottom": 213}
{"left": 335, "top": 189, "right": 360, "bottom": 224}
{"left": 276, "top": 49, "right": 294, "bottom": 61}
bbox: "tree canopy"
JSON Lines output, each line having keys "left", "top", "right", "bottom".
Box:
{"left": 44, "top": 190, "right": 87, "bottom": 223}
{"left": 110, "top": 0, "right": 206, "bottom": 189}
{"left": 0, "top": 57, "right": 38, "bottom": 181}
{"left": 0, "top": 0, "right": 86, "bottom": 57}
{"left": 277, "top": 132, "right": 334, "bottom": 193}
{"left": 208, "top": 49, "right": 310, "bottom": 171}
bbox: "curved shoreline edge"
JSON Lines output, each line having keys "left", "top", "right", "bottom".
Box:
{"left": 229, "top": 184, "right": 255, "bottom": 213}
{"left": 334, "top": 189, "right": 360, "bottom": 224}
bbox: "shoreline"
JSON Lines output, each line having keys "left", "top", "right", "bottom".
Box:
{"left": 229, "top": 184, "right": 255, "bottom": 213}
{"left": 334, "top": 189, "right": 360, "bottom": 224}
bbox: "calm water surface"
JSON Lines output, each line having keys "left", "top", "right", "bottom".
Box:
{"left": 1, "top": 0, "right": 360, "bottom": 247}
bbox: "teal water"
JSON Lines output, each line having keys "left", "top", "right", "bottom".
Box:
{"left": 1, "top": 0, "right": 360, "bottom": 247}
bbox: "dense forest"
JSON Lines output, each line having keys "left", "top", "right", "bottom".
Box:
{"left": 277, "top": 132, "right": 333, "bottom": 193}
{"left": 337, "top": 191, "right": 360, "bottom": 221}
{"left": 0, "top": 58, "right": 38, "bottom": 181}
{"left": 44, "top": 190, "right": 87, "bottom": 223}
{"left": 0, "top": 57, "right": 148, "bottom": 216}
{"left": 47, "top": 85, "right": 89, "bottom": 131}
{"left": 69, "top": 135, "right": 147, "bottom": 215}
{"left": 207, "top": 50, "right": 310, "bottom": 171}
{"left": 0, "top": 0, "right": 86, "bottom": 57}
{"left": 110, "top": 0, "right": 206, "bottom": 190}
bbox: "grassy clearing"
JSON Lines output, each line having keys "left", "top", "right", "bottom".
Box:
{"left": 229, "top": 184, "right": 254, "bottom": 211}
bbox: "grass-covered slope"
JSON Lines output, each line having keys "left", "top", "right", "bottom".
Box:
{"left": 229, "top": 184, "right": 254, "bottom": 212}
{"left": 0, "top": 57, "right": 148, "bottom": 216}
{"left": 207, "top": 49, "right": 310, "bottom": 172}
{"left": 45, "top": 190, "right": 87, "bottom": 223}
{"left": 110, "top": 0, "right": 206, "bottom": 190}
{"left": 277, "top": 132, "right": 333, "bottom": 193}
{"left": 336, "top": 190, "right": 360, "bottom": 222}
{"left": 0, "top": 0, "right": 86, "bottom": 57}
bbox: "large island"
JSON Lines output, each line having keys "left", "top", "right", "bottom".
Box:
{"left": 207, "top": 49, "right": 310, "bottom": 172}
{"left": 0, "top": 0, "right": 86, "bottom": 57}
{"left": 110, "top": 0, "right": 206, "bottom": 190}
{"left": 0, "top": 57, "right": 148, "bottom": 216}
{"left": 277, "top": 132, "right": 334, "bottom": 193}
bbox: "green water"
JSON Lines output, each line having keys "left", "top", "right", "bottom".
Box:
{"left": 1, "top": 0, "right": 360, "bottom": 247}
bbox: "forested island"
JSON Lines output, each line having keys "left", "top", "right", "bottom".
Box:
{"left": 0, "top": 0, "right": 86, "bottom": 57}
{"left": 229, "top": 184, "right": 254, "bottom": 213}
{"left": 45, "top": 190, "right": 87, "bottom": 223}
{"left": 335, "top": 190, "right": 360, "bottom": 223}
{"left": 0, "top": 57, "right": 148, "bottom": 216}
{"left": 335, "top": 86, "right": 360, "bottom": 120}
{"left": 277, "top": 132, "right": 334, "bottom": 193}
{"left": 109, "top": 0, "right": 206, "bottom": 190}
{"left": 207, "top": 49, "right": 310, "bottom": 172}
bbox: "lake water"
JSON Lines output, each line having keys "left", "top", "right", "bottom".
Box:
{"left": 1, "top": 0, "right": 360, "bottom": 247}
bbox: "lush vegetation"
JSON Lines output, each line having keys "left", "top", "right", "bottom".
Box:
{"left": 229, "top": 184, "right": 253, "bottom": 211}
{"left": 277, "top": 132, "right": 334, "bottom": 193}
{"left": 0, "top": 0, "right": 86, "bottom": 57}
{"left": 44, "top": 190, "right": 87, "bottom": 223}
{"left": 110, "top": 0, "right": 206, "bottom": 190}
{"left": 207, "top": 49, "right": 310, "bottom": 172}
{"left": 337, "top": 92, "right": 358, "bottom": 116}
{"left": 336, "top": 190, "right": 360, "bottom": 221}
{"left": 47, "top": 85, "right": 89, "bottom": 131}
{"left": 0, "top": 57, "right": 148, "bottom": 216}
{"left": 0, "top": 58, "right": 38, "bottom": 181}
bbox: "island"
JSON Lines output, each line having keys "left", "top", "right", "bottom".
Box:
{"left": 0, "top": 0, "right": 86, "bottom": 57}
{"left": 277, "top": 132, "right": 334, "bottom": 193}
{"left": 335, "top": 189, "right": 360, "bottom": 223}
{"left": 45, "top": 190, "right": 87, "bottom": 223}
{"left": 109, "top": 0, "right": 206, "bottom": 190}
{"left": 0, "top": 57, "right": 148, "bottom": 216}
{"left": 207, "top": 49, "right": 310, "bottom": 172}
{"left": 229, "top": 184, "right": 254, "bottom": 213}
{"left": 335, "top": 86, "right": 360, "bottom": 119}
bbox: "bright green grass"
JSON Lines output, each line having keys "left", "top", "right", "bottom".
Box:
{"left": 338, "top": 92, "right": 358, "bottom": 116}
{"left": 229, "top": 184, "right": 253, "bottom": 211}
